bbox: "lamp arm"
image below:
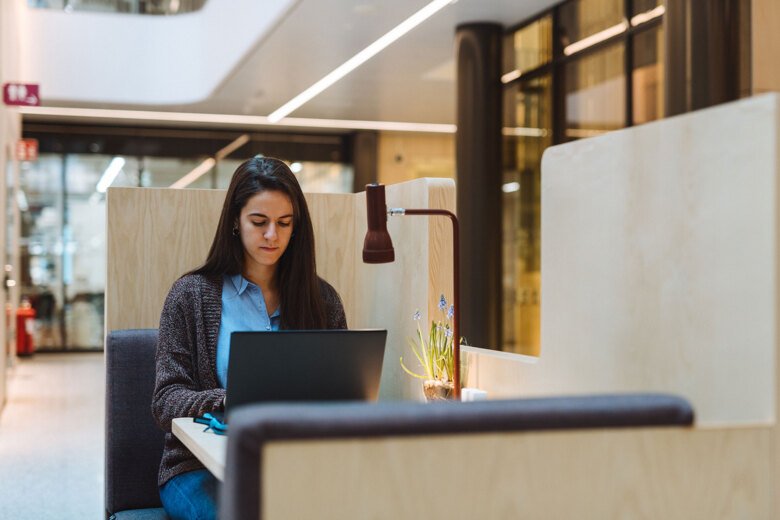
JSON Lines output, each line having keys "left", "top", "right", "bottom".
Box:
{"left": 389, "top": 208, "right": 461, "bottom": 399}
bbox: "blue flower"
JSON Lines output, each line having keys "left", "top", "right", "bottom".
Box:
{"left": 445, "top": 328, "right": 453, "bottom": 338}
{"left": 413, "top": 309, "right": 421, "bottom": 321}
{"left": 438, "top": 294, "right": 447, "bottom": 311}
{"left": 447, "top": 304, "right": 454, "bottom": 320}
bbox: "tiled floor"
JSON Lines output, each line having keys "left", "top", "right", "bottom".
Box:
{"left": 0, "top": 353, "right": 104, "bottom": 519}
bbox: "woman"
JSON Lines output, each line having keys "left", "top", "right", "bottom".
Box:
{"left": 151, "top": 156, "right": 347, "bottom": 520}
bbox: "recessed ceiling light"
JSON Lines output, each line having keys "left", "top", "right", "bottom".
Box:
{"left": 630, "top": 5, "right": 665, "bottom": 26}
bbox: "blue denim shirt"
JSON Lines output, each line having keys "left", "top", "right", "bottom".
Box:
{"left": 216, "top": 273, "right": 280, "bottom": 388}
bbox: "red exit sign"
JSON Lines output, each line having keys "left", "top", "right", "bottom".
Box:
{"left": 16, "top": 139, "right": 38, "bottom": 162}
{"left": 3, "top": 83, "right": 40, "bottom": 106}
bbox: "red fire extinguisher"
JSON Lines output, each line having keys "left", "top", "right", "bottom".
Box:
{"left": 16, "top": 300, "right": 36, "bottom": 356}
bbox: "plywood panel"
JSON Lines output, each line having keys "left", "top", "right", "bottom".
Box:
{"left": 304, "top": 192, "right": 356, "bottom": 325}
{"left": 263, "top": 426, "right": 772, "bottom": 519}
{"left": 106, "top": 188, "right": 225, "bottom": 332}
{"left": 351, "top": 178, "right": 455, "bottom": 400}
{"left": 106, "top": 188, "right": 361, "bottom": 332}
{"left": 463, "top": 95, "right": 779, "bottom": 428}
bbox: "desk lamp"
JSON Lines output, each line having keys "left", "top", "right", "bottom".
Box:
{"left": 362, "top": 183, "right": 461, "bottom": 399}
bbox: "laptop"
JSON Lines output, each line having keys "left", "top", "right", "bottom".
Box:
{"left": 221, "top": 329, "right": 387, "bottom": 419}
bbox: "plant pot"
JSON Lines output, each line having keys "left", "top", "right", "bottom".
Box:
{"left": 423, "top": 379, "right": 455, "bottom": 401}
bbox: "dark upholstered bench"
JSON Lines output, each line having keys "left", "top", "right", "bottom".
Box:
{"left": 220, "top": 394, "right": 694, "bottom": 519}
{"left": 105, "top": 329, "right": 169, "bottom": 520}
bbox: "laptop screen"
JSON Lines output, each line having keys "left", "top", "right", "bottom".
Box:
{"left": 225, "top": 329, "right": 387, "bottom": 413}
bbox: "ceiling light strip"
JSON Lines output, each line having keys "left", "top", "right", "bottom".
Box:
{"left": 280, "top": 116, "right": 455, "bottom": 133}
{"left": 215, "top": 134, "right": 250, "bottom": 161}
{"left": 18, "top": 106, "right": 456, "bottom": 133}
{"left": 170, "top": 133, "right": 250, "bottom": 189}
{"left": 502, "top": 127, "right": 548, "bottom": 138}
{"left": 170, "top": 158, "right": 216, "bottom": 189}
{"left": 630, "top": 5, "right": 665, "bottom": 27}
{"left": 96, "top": 157, "right": 126, "bottom": 193}
{"left": 267, "top": 0, "right": 454, "bottom": 123}
{"left": 563, "top": 21, "right": 628, "bottom": 56}
{"left": 501, "top": 69, "right": 522, "bottom": 84}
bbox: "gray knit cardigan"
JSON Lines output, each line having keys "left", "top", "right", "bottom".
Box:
{"left": 151, "top": 273, "right": 348, "bottom": 486}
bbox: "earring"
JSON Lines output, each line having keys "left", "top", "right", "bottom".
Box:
{"left": 232, "top": 225, "right": 239, "bottom": 237}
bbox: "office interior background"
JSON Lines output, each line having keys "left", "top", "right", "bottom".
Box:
{"left": 0, "top": 0, "right": 778, "bottom": 515}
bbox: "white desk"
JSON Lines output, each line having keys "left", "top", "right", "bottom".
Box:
{"left": 171, "top": 417, "right": 227, "bottom": 481}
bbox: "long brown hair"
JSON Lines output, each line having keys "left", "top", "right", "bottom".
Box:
{"left": 191, "top": 156, "right": 327, "bottom": 329}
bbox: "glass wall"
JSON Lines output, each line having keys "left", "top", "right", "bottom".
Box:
{"left": 559, "top": 0, "right": 624, "bottom": 50}
{"left": 12, "top": 146, "right": 353, "bottom": 351}
{"left": 632, "top": 25, "right": 664, "bottom": 124}
{"left": 501, "top": 0, "right": 665, "bottom": 355}
{"left": 565, "top": 42, "right": 626, "bottom": 139}
{"left": 508, "top": 15, "right": 552, "bottom": 74}
{"left": 502, "top": 75, "right": 551, "bottom": 355}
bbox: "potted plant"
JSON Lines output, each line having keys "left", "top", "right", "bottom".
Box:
{"left": 401, "top": 294, "right": 461, "bottom": 401}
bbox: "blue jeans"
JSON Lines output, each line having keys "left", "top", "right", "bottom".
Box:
{"left": 160, "top": 469, "right": 218, "bottom": 520}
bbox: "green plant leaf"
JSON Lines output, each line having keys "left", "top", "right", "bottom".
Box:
{"left": 401, "top": 312, "right": 458, "bottom": 383}
{"left": 407, "top": 337, "right": 433, "bottom": 380}
{"left": 399, "top": 356, "right": 426, "bottom": 380}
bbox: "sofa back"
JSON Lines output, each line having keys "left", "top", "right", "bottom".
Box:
{"left": 220, "top": 394, "right": 694, "bottom": 519}
{"left": 105, "top": 329, "right": 164, "bottom": 516}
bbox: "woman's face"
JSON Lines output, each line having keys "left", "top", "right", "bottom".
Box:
{"left": 237, "top": 190, "right": 294, "bottom": 271}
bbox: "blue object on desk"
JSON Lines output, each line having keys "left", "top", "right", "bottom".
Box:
{"left": 194, "top": 413, "right": 228, "bottom": 435}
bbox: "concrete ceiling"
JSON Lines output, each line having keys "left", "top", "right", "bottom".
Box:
{"left": 139, "top": 0, "right": 558, "bottom": 125}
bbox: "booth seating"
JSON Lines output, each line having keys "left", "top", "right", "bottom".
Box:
{"left": 105, "top": 329, "right": 168, "bottom": 520}
{"left": 104, "top": 328, "right": 693, "bottom": 520}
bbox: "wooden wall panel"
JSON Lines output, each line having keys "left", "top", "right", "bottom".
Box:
{"left": 350, "top": 178, "right": 456, "bottom": 400}
{"left": 304, "top": 193, "right": 356, "bottom": 326}
{"left": 106, "top": 188, "right": 225, "bottom": 331}
{"left": 263, "top": 426, "right": 772, "bottom": 519}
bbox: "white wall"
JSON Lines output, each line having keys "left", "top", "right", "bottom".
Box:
{"left": 16, "top": 0, "right": 294, "bottom": 105}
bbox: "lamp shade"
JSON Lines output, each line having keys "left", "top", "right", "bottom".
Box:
{"left": 362, "top": 183, "right": 395, "bottom": 263}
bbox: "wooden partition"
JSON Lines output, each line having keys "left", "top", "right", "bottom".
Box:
{"left": 468, "top": 94, "right": 780, "bottom": 424}
{"left": 260, "top": 426, "right": 770, "bottom": 519}
{"left": 449, "top": 94, "right": 780, "bottom": 515}
{"left": 106, "top": 178, "right": 455, "bottom": 400}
